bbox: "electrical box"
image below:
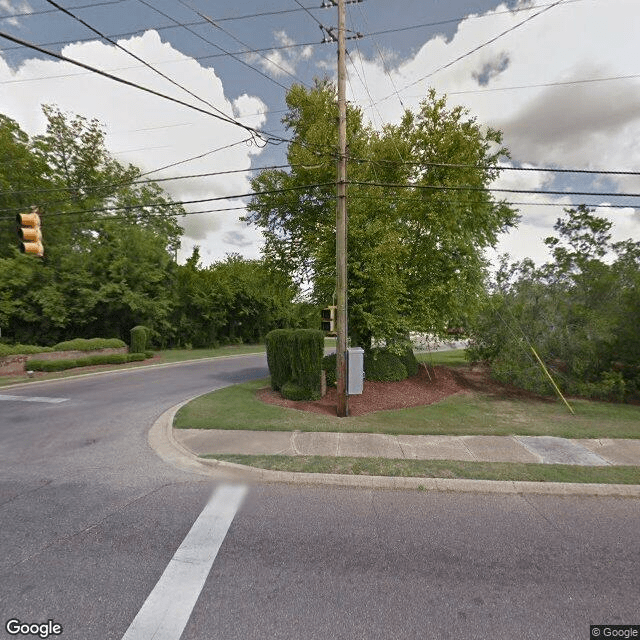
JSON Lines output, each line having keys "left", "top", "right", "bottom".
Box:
{"left": 347, "top": 347, "right": 364, "bottom": 395}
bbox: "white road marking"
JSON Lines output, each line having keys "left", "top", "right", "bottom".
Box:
{"left": 121, "top": 483, "right": 247, "bottom": 640}
{"left": 0, "top": 394, "right": 69, "bottom": 404}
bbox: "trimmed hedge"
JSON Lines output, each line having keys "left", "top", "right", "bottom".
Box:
{"left": 364, "top": 348, "right": 408, "bottom": 382}
{"left": 0, "top": 344, "right": 54, "bottom": 357}
{"left": 27, "top": 353, "right": 149, "bottom": 372}
{"left": 265, "top": 329, "right": 294, "bottom": 391}
{"left": 52, "top": 338, "right": 126, "bottom": 351}
{"left": 265, "top": 328, "right": 324, "bottom": 400}
{"left": 322, "top": 353, "right": 337, "bottom": 387}
{"left": 130, "top": 325, "right": 150, "bottom": 354}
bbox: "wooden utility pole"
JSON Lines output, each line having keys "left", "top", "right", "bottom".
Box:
{"left": 335, "top": 0, "right": 348, "bottom": 417}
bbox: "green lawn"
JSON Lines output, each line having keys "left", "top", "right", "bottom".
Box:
{"left": 206, "top": 454, "right": 640, "bottom": 484}
{"left": 416, "top": 349, "right": 468, "bottom": 366}
{"left": 174, "top": 376, "right": 640, "bottom": 439}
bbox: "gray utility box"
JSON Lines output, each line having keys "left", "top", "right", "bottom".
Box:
{"left": 347, "top": 347, "right": 365, "bottom": 395}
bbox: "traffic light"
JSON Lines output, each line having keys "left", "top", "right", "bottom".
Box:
{"left": 16, "top": 209, "right": 44, "bottom": 257}
{"left": 321, "top": 306, "right": 336, "bottom": 334}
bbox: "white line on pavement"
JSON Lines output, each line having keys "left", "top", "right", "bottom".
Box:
{"left": 121, "top": 483, "right": 247, "bottom": 640}
{"left": 0, "top": 394, "right": 69, "bottom": 404}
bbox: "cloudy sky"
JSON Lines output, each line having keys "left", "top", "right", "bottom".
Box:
{"left": 1, "top": 0, "right": 639, "bottom": 267}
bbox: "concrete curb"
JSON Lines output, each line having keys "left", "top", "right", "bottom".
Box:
{"left": 148, "top": 400, "right": 640, "bottom": 497}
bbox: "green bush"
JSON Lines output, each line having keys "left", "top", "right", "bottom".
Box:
{"left": 398, "top": 347, "right": 419, "bottom": 377}
{"left": 290, "top": 329, "right": 324, "bottom": 399}
{"left": 130, "top": 326, "right": 150, "bottom": 354}
{"left": 27, "top": 359, "right": 78, "bottom": 372}
{"left": 281, "top": 382, "right": 314, "bottom": 401}
{"left": 128, "top": 353, "right": 147, "bottom": 362}
{"left": 265, "top": 329, "right": 293, "bottom": 391}
{"left": 144, "top": 350, "right": 155, "bottom": 358}
{"left": 322, "top": 353, "right": 337, "bottom": 387}
{"left": 364, "top": 348, "right": 408, "bottom": 382}
{"left": 0, "top": 344, "right": 54, "bottom": 357}
{"left": 53, "top": 338, "right": 126, "bottom": 351}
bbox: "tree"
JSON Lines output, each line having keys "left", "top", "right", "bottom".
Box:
{"left": 0, "top": 106, "right": 184, "bottom": 343}
{"left": 468, "top": 206, "right": 640, "bottom": 401}
{"left": 245, "top": 81, "right": 517, "bottom": 349}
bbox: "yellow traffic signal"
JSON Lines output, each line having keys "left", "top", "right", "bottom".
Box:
{"left": 16, "top": 210, "right": 44, "bottom": 257}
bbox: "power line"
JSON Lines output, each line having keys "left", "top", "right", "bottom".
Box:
{"left": 349, "top": 180, "right": 640, "bottom": 199}
{"left": 0, "top": 28, "right": 288, "bottom": 145}
{"left": 0, "top": 0, "right": 127, "bottom": 22}
{"left": 0, "top": 162, "right": 327, "bottom": 200}
{"left": 136, "top": 0, "right": 291, "bottom": 92}
{"left": 42, "top": 0, "right": 239, "bottom": 125}
{"left": 349, "top": 158, "right": 640, "bottom": 177}
{"left": 0, "top": 182, "right": 335, "bottom": 221}
{"left": 373, "top": 0, "right": 568, "bottom": 106}
{"left": 177, "top": 0, "right": 310, "bottom": 88}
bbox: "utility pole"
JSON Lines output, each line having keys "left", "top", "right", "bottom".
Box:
{"left": 335, "top": 0, "right": 348, "bottom": 417}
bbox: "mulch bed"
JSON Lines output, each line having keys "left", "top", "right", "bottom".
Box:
{"left": 256, "top": 364, "right": 553, "bottom": 417}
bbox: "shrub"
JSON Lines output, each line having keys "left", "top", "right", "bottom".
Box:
{"left": 130, "top": 326, "right": 150, "bottom": 354}
{"left": 265, "top": 329, "right": 293, "bottom": 391}
{"left": 128, "top": 353, "right": 147, "bottom": 362}
{"left": 28, "top": 359, "right": 78, "bottom": 372}
{"left": 290, "top": 329, "right": 324, "bottom": 399}
{"left": 281, "top": 382, "right": 314, "bottom": 401}
{"left": 53, "top": 338, "right": 126, "bottom": 351}
{"left": 364, "top": 348, "right": 408, "bottom": 382}
{"left": 322, "top": 353, "right": 337, "bottom": 387}
{"left": 144, "top": 350, "right": 155, "bottom": 359}
{"left": 0, "top": 344, "right": 54, "bottom": 357}
{"left": 398, "top": 347, "right": 419, "bottom": 377}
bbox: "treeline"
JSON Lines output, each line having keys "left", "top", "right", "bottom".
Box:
{"left": 0, "top": 107, "right": 311, "bottom": 347}
{"left": 468, "top": 206, "right": 640, "bottom": 402}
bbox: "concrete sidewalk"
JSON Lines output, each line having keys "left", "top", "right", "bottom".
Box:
{"left": 174, "top": 429, "right": 640, "bottom": 466}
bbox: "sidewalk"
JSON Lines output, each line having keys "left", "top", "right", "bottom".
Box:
{"left": 174, "top": 429, "right": 640, "bottom": 466}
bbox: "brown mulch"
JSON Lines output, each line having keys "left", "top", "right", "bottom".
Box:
{"left": 257, "top": 364, "right": 553, "bottom": 417}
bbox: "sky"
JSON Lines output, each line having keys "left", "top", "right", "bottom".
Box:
{"left": 0, "top": 0, "right": 639, "bottom": 268}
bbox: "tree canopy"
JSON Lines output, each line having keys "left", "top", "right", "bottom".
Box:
{"left": 245, "top": 80, "right": 517, "bottom": 348}
{"left": 0, "top": 106, "right": 305, "bottom": 347}
{"left": 468, "top": 205, "right": 640, "bottom": 402}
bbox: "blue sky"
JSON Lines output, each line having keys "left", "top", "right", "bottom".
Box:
{"left": 1, "top": 0, "right": 639, "bottom": 266}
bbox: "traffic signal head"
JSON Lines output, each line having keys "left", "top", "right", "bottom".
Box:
{"left": 321, "top": 306, "right": 336, "bottom": 333}
{"left": 16, "top": 211, "right": 44, "bottom": 257}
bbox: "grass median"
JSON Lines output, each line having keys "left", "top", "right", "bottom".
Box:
{"left": 204, "top": 454, "right": 640, "bottom": 485}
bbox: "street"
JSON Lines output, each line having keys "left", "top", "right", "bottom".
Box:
{"left": 1, "top": 356, "right": 638, "bottom": 640}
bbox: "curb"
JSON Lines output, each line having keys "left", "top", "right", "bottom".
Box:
{"left": 1, "top": 352, "right": 266, "bottom": 390}
{"left": 148, "top": 400, "right": 640, "bottom": 497}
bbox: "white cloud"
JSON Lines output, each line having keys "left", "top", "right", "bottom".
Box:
{"left": 0, "top": 30, "right": 267, "bottom": 265}
{"left": 344, "top": 0, "right": 640, "bottom": 266}
{"left": 0, "top": 0, "right": 31, "bottom": 27}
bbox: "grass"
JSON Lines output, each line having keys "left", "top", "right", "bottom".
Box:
{"left": 174, "top": 376, "right": 640, "bottom": 439}
{"left": 416, "top": 349, "right": 468, "bottom": 366}
{"left": 204, "top": 454, "right": 640, "bottom": 484}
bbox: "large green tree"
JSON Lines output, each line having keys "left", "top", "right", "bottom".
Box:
{"left": 246, "top": 81, "right": 517, "bottom": 348}
{"left": 0, "top": 106, "right": 183, "bottom": 343}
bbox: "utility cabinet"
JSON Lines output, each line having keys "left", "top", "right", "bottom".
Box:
{"left": 347, "top": 347, "right": 364, "bottom": 395}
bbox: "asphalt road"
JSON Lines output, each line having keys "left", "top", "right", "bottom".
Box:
{"left": 1, "top": 356, "right": 638, "bottom": 640}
